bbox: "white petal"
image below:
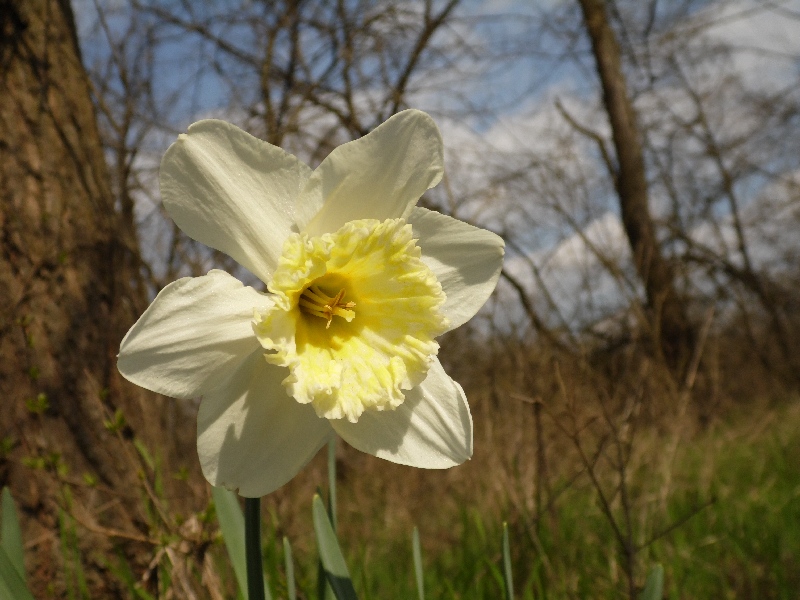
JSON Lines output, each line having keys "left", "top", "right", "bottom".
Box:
{"left": 331, "top": 358, "right": 472, "bottom": 468}
{"left": 409, "top": 207, "right": 505, "bottom": 332}
{"left": 297, "top": 110, "right": 444, "bottom": 237}
{"left": 197, "top": 352, "right": 332, "bottom": 497}
{"left": 160, "top": 120, "right": 312, "bottom": 282}
{"left": 118, "top": 270, "right": 271, "bottom": 399}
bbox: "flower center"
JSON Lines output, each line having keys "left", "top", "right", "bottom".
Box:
{"left": 253, "top": 218, "right": 449, "bottom": 422}
{"left": 298, "top": 284, "right": 356, "bottom": 328}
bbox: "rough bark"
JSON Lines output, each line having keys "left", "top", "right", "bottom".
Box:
{"left": 577, "top": 0, "right": 693, "bottom": 371}
{"left": 0, "top": 0, "right": 185, "bottom": 595}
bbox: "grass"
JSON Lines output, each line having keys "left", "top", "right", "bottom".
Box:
{"left": 653, "top": 412, "right": 800, "bottom": 599}
{"left": 307, "top": 403, "right": 800, "bottom": 599}
{"left": 29, "top": 380, "right": 800, "bottom": 599}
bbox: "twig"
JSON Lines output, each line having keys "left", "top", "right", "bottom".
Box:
{"left": 638, "top": 497, "right": 716, "bottom": 551}
{"left": 71, "top": 511, "right": 157, "bottom": 545}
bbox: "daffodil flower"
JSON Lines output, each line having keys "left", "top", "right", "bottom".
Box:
{"left": 117, "top": 110, "right": 504, "bottom": 497}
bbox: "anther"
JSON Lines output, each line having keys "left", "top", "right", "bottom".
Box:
{"left": 299, "top": 285, "right": 356, "bottom": 328}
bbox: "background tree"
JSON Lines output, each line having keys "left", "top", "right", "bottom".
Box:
{"left": 578, "top": 0, "right": 693, "bottom": 371}
{"left": 483, "top": 0, "right": 799, "bottom": 392}
{"left": 0, "top": 1, "right": 194, "bottom": 596}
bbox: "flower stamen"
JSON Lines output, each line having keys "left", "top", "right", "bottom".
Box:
{"left": 299, "top": 284, "right": 356, "bottom": 328}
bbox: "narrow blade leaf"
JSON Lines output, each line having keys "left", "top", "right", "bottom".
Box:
{"left": 0, "top": 546, "right": 34, "bottom": 600}
{"left": 283, "top": 537, "right": 296, "bottom": 600}
{"left": 1, "top": 488, "right": 25, "bottom": 583}
{"left": 212, "top": 486, "right": 248, "bottom": 598}
{"left": 640, "top": 564, "right": 664, "bottom": 600}
{"left": 312, "top": 495, "right": 358, "bottom": 600}
{"left": 502, "top": 522, "right": 514, "bottom": 600}
{"left": 412, "top": 526, "right": 425, "bottom": 600}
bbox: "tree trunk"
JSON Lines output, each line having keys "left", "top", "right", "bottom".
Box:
{"left": 577, "top": 0, "right": 693, "bottom": 371}
{"left": 0, "top": 1, "right": 186, "bottom": 595}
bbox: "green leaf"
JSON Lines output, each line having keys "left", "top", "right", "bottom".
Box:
{"left": 212, "top": 486, "right": 247, "bottom": 597}
{"left": 211, "top": 487, "right": 272, "bottom": 600}
{"left": 315, "top": 486, "right": 334, "bottom": 600}
{"left": 1, "top": 488, "right": 25, "bottom": 583}
{"left": 0, "top": 546, "right": 34, "bottom": 600}
{"left": 640, "top": 564, "right": 664, "bottom": 600}
{"left": 283, "top": 537, "right": 296, "bottom": 600}
{"left": 318, "top": 558, "right": 334, "bottom": 600}
{"left": 502, "top": 522, "right": 514, "bottom": 600}
{"left": 412, "top": 526, "right": 425, "bottom": 600}
{"left": 312, "top": 495, "right": 358, "bottom": 600}
{"left": 318, "top": 440, "right": 337, "bottom": 600}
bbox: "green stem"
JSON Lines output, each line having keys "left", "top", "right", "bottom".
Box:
{"left": 245, "top": 497, "right": 265, "bottom": 600}
{"left": 327, "top": 437, "right": 337, "bottom": 532}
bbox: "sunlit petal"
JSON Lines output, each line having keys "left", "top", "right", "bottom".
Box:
{"left": 409, "top": 207, "right": 505, "bottom": 332}
{"left": 160, "top": 120, "right": 312, "bottom": 281}
{"left": 297, "top": 110, "right": 443, "bottom": 236}
{"left": 198, "top": 352, "right": 332, "bottom": 497}
{"left": 118, "top": 270, "right": 271, "bottom": 399}
{"left": 331, "top": 358, "right": 472, "bottom": 468}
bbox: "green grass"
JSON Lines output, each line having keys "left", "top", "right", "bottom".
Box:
{"left": 653, "top": 422, "right": 800, "bottom": 599}
{"left": 42, "top": 403, "right": 797, "bottom": 599}
{"left": 314, "top": 405, "right": 800, "bottom": 599}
